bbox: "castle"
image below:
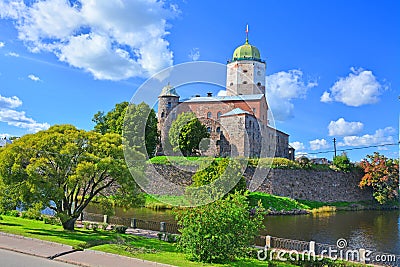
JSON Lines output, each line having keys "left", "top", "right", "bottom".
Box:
{"left": 157, "top": 33, "right": 294, "bottom": 159}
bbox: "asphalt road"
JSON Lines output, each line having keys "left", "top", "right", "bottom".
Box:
{"left": 0, "top": 249, "right": 77, "bottom": 267}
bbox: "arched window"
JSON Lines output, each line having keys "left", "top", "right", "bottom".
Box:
{"left": 257, "top": 82, "right": 262, "bottom": 86}
{"left": 207, "top": 127, "right": 212, "bottom": 133}
{"left": 207, "top": 112, "right": 212, "bottom": 119}
{"left": 229, "top": 82, "right": 233, "bottom": 86}
{"left": 217, "top": 112, "right": 222, "bottom": 119}
{"left": 161, "top": 112, "right": 165, "bottom": 118}
{"left": 243, "top": 81, "right": 248, "bottom": 84}
{"left": 216, "top": 127, "right": 221, "bottom": 133}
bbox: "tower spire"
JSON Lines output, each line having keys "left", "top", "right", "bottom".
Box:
{"left": 245, "top": 24, "right": 249, "bottom": 43}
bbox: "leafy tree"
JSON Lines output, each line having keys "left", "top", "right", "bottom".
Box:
{"left": 0, "top": 125, "right": 144, "bottom": 230}
{"left": 175, "top": 192, "right": 264, "bottom": 263}
{"left": 169, "top": 112, "right": 209, "bottom": 156}
{"left": 333, "top": 152, "right": 352, "bottom": 172}
{"left": 192, "top": 158, "right": 246, "bottom": 193}
{"left": 359, "top": 152, "right": 399, "bottom": 204}
{"left": 93, "top": 102, "right": 158, "bottom": 157}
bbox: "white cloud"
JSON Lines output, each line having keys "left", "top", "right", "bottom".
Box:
{"left": 217, "top": 90, "right": 227, "bottom": 96}
{"left": 188, "top": 48, "right": 200, "bottom": 61}
{"left": 0, "top": 94, "right": 49, "bottom": 132}
{"left": 321, "top": 67, "right": 384, "bottom": 106}
{"left": 266, "top": 69, "right": 317, "bottom": 121}
{"left": 0, "top": 133, "right": 11, "bottom": 139}
{"left": 328, "top": 118, "right": 363, "bottom": 136}
{"left": 290, "top": 141, "right": 305, "bottom": 151}
{"left": 0, "top": 108, "right": 49, "bottom": 132}
{"left": 0, "top": 41, "right": 4, "bottom": 48}
{"left": 338, "top": 127, "right": 395, "bottom": 147}
{"left": 309, "top": 138, "right": 330, "bottom": 151}
{"left": 6, "top": 52, "right": 19, "bottom": 57}
{"left": 1, "top": 0, "right": 178, "bottom": 80}
{"left": 28, "top": 74, "right": 41, "bottom": 82}
{"left": 0, "top": 94, "right": 22, "bottom": 108}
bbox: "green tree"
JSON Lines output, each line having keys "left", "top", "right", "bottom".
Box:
{"left": 175, "top": 192, "right": 264, "bottom": 263}
{"left": 93, "top": 102, "right": 158, "bottom": 157}
{"left": 359, "top": 152, "right": 399, "bottom": 204}
{"left": 0, "top": 125, "right": 144, "bottom": 230}
{"left": 169, "top": 112, "right": 209, "bottom": 156}
{"left": 333, "top": 152, "right": 352, "bottom": 172}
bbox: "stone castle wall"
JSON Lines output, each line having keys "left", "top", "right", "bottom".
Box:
{"left": 146, "top": 164, "right": 373, "bottom": 202}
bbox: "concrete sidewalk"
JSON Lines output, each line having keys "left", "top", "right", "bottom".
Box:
{"left": 0, "top": 232, "right": 175, "bottom": 267}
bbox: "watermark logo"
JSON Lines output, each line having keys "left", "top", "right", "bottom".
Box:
{"left": 257, "top": 238, "right": 397, "bottom": 264}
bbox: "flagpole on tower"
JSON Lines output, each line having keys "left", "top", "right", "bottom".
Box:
{"left": 245, "top": 24, "right": 249, "bottom": 43}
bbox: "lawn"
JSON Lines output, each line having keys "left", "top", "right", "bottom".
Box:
{"left": 0, "top": 215, "right": 297, "bottom": 267}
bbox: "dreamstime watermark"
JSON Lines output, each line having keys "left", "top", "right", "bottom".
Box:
{"left": 257, "top": 238, "right": 397, "bottom": 264}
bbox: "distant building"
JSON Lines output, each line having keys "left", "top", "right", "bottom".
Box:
{"left": 0, "top": 137, "right": 12, "bottom": 147}
{"left": 157, "top": 32, "right": 293, "bottom": 159}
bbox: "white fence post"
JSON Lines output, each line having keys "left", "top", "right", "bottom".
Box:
{"left": 359, "top": 248, "right": 366, "bottom": 264}
{"left": 265, "top": 235, "right": 271, "bottom": 248}
{"left": 309, "top": 241, "right": 315, "bottom": 254}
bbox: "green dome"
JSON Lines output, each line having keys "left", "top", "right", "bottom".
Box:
{"left": 232, "top": 39, "right": 261, "bottom": 61}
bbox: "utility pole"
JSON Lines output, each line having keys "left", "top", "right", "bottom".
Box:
{"left": 333, "top": 138, "right": 337, "bottom": 158}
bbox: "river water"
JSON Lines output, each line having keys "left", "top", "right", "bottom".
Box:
{"left": 85, "top": 205, "right": 400, "bottom": 255}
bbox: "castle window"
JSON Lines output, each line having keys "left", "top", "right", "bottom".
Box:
{"left": 243, "top": 81, "right": 248, "bottom": 84}
{"left": 230, "top": 82, "right": 233, "bottom": 86}
{"left": 161, "top": 112, "right": 165, "bottom": 118}
{"left": 243, "top": 69, "right": 248, "bottom": 73}
{"left": 257, "top": 82, "right": 261, "bottom": 86}
{"left": 216, "top": 127, "right": 221, "bottom": 133}
{"left": 207, "top": 127, "right": 212, "bottom": 133}
{"left": 167, "top": 102, "right": 172, "bottom": 108}
{"left": 217, "top": 112, "right": 222, "bottom": 119}
{"left": 207, "top": 112, "right": 212, "bottom": 119}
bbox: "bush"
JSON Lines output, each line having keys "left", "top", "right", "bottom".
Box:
{"left": 114, "top": 225, "right": 128, "bottom": 234}
{"left": 101, "top": 223, "right": 109, "bottom": 230}
{"left": 187, "top": 158, "right": 247, "bottom": 205}
{"left": 83, "top": 222, "right": 91, "bottom": 230}
{"left": 5, "top": 210, "right": 20, "bottom": 217}
{"left": 43, "top": 215, "right": 61, "bottom": 225}
{"left": 333, "top": 153, "right": 352, "bottom": 172}
{"left": 175, "top": 192, "right": 264, "bottom": 263}
{"left": 0, "top": 215, "right": 3, "bottom": 220}
{"left": 91, "top": 223, "right": 99, "bottom": 231}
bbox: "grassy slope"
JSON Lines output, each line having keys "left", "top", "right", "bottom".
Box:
{"left": 0, "top": 215, "right": 296, "bottom": 267}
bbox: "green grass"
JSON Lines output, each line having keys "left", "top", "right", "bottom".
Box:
{"left": 0, "top": 215, "right": 296, "bottom": 267}
{"left": 248, "top": 192, "right": 309, "bottom": 211}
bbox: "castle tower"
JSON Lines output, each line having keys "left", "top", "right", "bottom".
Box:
{"left": 226, "top": 26, "right": 266, "bottom": 96}
{"left": 157, "top": 83, "right": 180, "bottom": 149}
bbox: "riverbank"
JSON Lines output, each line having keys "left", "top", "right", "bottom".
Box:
{"left": 143, "top": 192, "right": 399, "bottom": 215}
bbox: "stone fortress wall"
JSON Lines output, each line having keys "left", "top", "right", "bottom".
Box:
{"left": 146, "top": 164, "right": 373, "bottom": 202}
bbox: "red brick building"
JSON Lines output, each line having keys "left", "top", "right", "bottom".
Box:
{"left": 157, "top": 36, "right": 294, "bottom": 159}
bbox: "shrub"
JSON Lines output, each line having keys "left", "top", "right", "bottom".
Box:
{"left": 333, "top": 153, "right": 352, "bottom": 172}
{"left": 101, "top": 223, "right": 109, "bottom": 230}
{"left": 0, "top": 215, "right": 3, "bottom": 220}
{"left": 91, "top": 223, "right": 99, "bottom": 231}
{"left": 114, "top": 225, "right": 128, "bottom": 234}
{"left": 175, "top": 192, "right": 264, "bottom": 263}
{"left": 83, "top": 222, "right": 91, "bottom": 230}
{"left": 5, "top": 210, "right": 20, "bottom": 217}
{"left": 187, "top": 158, "right": 246, "bottom": 205}
{"left": 43, "top": 215, "right": 61, "bottom": 225}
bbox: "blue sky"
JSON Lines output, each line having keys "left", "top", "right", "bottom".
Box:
{"left": 0, "top": 0, "right": 398, "bottom": 161}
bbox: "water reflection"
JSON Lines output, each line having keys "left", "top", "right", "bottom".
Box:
{"left": 85, "top": 203, "right": 400, "bottom": 254}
